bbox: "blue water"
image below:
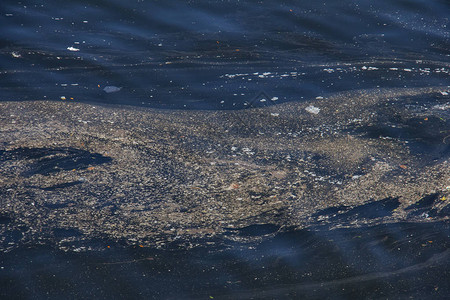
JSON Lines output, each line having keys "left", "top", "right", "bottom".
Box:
{"left": 1, "top": 0, "right": 448, "bottom": 109}
{"left": 1, "top": 0, "right": 450, "bottom": 299}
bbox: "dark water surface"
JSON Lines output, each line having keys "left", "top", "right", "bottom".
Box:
{"left": 1, "top": 222, "right": 449, "bottom": 299}
{"left": 1, "top": 0, "right": 450, "bottom": 299}
{"left": 1, "top": 0, "right": 449, "bottom": 109}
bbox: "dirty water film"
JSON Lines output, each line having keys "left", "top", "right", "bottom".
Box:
{"left": 1, "top": 87, "right": 450, "bottom": 298}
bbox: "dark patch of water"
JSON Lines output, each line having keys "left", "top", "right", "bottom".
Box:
{"left": 313, "top": 197, "right": 400, "bottom": 225}
{"left": 0, "top": 147, "right": 112, "bottom": 176}
{"left": 436, "top": 204, "right": 450, "bottom": 217}
{"left": 0, "top": 215, "right": 11, "bottom": 225}
{"left": 52, "top": 228, "right": 83, "bottom": 239}
{"left": 43, "top": 202, "right": 72, "bottom": 210}
{"left": 41, "top": 181, "right": 84, "bottom": 191}
{"left": 225, "top": 224, "right": 280, "bottom": 237}
{"left": 349, "top": 92, "right": 450, "bottom": 160}
{"left": 406, "top": 193, "right": 441, "bottom": 218}
{"left": 406, "top": 193, "right": 439, "bottom": 210}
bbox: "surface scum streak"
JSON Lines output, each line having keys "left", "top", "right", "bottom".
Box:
{"left": 0, "top": 87, "right": 449, "bottom": 251}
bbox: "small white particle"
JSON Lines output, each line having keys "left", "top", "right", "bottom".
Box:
{"left": 67, "top": 46, "right": 80, "bottom": 52}
{"left": 305, "top": 105, "right": 320, "bottom": 115}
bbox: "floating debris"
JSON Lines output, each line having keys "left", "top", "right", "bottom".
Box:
{"left": 0, "top": 87, "right": 448, "bottom": 252}
{"left": 67, "top": 46, "right": 80, "bottom": 52}
{"left": 305, "top": 105, "right": 320, "bottom": 114}
{"left": 103, "top": 86, "right": 122, "bottom": 93}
